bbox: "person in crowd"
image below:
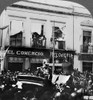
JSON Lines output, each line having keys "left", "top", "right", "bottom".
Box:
{"left": 1, "top": 66, "right": 93, "bottom": 99}
{"left": 83, "top": 39, "right": 88, "bottom": 53}
{"left": 88, "top": 39, "right": 93, "bottom": 53}
{"left": 36, "top": 59, "right": 50, "bottom": 78}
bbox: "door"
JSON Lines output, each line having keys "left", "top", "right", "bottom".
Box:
{"left": 8, "top": 63, "right": 23, "bottom": 72}
{"left": 83, "top": 62, "right": 92, "bottom": 72}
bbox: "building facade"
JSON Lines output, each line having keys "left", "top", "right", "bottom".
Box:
{"left": 0, "top": 0, "right": 93, "bottom": 72}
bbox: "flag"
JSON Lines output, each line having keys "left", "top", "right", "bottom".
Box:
{"left": 56, "top": 75, "right": 70, "bottom": 84}
{"left": 52, "top": 74, "right": 59, "bottom": 84}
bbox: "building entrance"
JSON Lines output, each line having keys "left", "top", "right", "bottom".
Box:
{"left": 30, "top": 63, "right": 42, "bottom": 73}
{"left": 83, "top": 62, "right": 92, "bottom": 72}
{"left": 8, "top": 63, "right": 23, "bottom": 72}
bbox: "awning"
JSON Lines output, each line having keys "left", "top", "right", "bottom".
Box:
{"left": 10, "top": 31, "right": 22, "bottom": 37}
{"left": 10, "top": 20, "right": 23, "bottom": 36}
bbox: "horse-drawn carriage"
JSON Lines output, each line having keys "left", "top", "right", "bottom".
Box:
{"left": 16, "top": 74, "right": 56, "bottom": 100}
{"left": 15, "top": 73, "right": 74, "bottom": 100}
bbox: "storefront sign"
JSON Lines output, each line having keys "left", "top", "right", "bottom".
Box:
{"left": 7, "top": 50, "right": 44, "bottom": 56}
{"left": 6, "top": 47, "right": 50, "bottom": 58}
{"left": 50, "top": 50, "right": 75, "bottom": 63}
{"left": 54, "top": 52, "right": 73, "bottom": 58}
{"left": 6, "top": 47, "right": 74, "bottom": 60}
{"left": 79, "top": 54, "right": 93, "bottom": 61}
{"left": 51, "top": 50, "right": 74, "bottom": 58}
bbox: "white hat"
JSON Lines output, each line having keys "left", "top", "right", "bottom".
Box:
{"left": 43, "top": 59, "right": 48, "bottom": 64}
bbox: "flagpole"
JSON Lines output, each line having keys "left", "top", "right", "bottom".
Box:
{"left": 52, "top": 21, "right": 55, "bottom": 75}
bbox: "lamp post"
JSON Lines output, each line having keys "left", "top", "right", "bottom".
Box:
{"left": 72, "top": 6, "right": 74, "bottom": 51}
{"left": 52, "top": 22, "right": 55, "bottom": 75}
{"left": 52, "top": 22, "right": 66, "bottom": 75}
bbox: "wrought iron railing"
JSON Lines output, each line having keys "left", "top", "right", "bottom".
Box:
{"left": 10, "top": 37, "right": 25, "bottom": 47}
{"left": 31, "top": 38, "right": 46, "bottom": 48}
{"left": 80, "top": 44, "right": 93, "bottom": 53}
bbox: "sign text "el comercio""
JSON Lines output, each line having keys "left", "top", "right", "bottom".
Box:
{"left": 7, "top": 50, "right": 44, "bottom": 57}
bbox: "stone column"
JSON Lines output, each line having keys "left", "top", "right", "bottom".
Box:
{"left": 45, "top": 20, "right": 52, "bottom": 49}
{"left": 24, "top": 17, "right": 31, "bottom": 47}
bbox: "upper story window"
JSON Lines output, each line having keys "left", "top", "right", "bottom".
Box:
{"left": 50, "top": 22, "right": 66, "bottom": 50}
{"left": 83, "top": 30, "right": 91, "bottom": 45}
{"left": 80, "top": 20, "right": 93, "bottom": 53}
{"left": 10, "top": 20, "right": 24, "bottom": 47}
{"left": 82, "top": 30, "right": 92, "bottom": 53}
{"left": 10, "top": 31, "right": 22, "bottom": 46}
{"left": 31, "top": 20, "right": 46, "bottom": 48}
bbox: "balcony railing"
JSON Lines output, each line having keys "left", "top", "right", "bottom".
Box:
{"left": 10, "top": 37, "right": 25, "bottom": 47}
{"left": 80, "top": 44, "right": 93, "bottom": 53}
{"left": 31, "top": 38, "right": 46, "bottom": 48}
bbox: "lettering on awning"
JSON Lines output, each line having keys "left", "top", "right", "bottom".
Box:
{"left": 6, "top": 47, "right": 50, "bottom": 58}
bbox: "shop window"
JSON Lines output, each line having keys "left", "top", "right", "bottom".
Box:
{"left": 8, "top": 63, "right": 23, "bottom": 72}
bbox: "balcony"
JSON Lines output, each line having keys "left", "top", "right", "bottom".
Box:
{"left": 79, "top": 44, "right": 93, "bottom": 61}
{"left": 31, "top": 38, "right": 46, "bottom": 48}
{"left": 10, "top": 37, "right": 25, "bottom": 47}
{"left": 80, "top": 44, "right": 93, "bottom": 53}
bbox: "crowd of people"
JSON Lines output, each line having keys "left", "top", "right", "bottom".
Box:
{"left": 0, "top": 66, "right": 93, "bottom": 100}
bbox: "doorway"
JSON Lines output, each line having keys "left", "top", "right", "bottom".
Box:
{"left": 8, "top": 63, "right": 23, "bottom": 72}
{"left": 83, "top": 62, "right": 92, "bottom": 72}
